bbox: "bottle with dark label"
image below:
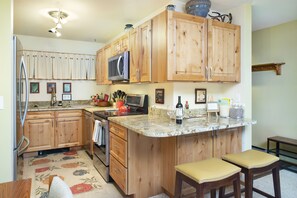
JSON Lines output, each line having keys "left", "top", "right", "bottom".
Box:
{"left": 176, "top": 96, "right": 183, "bottom": 124}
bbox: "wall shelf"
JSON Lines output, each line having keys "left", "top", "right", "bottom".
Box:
{"left": 252, "top": 63, "right": 285, "bottom": 75}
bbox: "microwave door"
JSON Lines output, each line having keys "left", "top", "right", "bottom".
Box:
{"left": 117, "top": 55, "right": 123, "bottom": 77}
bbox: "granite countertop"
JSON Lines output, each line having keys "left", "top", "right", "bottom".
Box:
{"left": 28, "top": 104, "right": 116, "bottom": 112}
{"left": 108, "top": 115, "right": 256, "bottom": 137}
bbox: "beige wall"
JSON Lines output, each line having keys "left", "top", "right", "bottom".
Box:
{"left": 252, "top": 20, "right": 297, "bottom": 148}
{"left": 0, "top": 0, "right": 13, "bottom": 182}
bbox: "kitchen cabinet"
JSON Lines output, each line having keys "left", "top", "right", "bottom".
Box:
{"left": 55, "top": 110, "right": 82, "bottom": 148}
{"left": 207, "top": 20, "right": 240, "bottom": 82}
{"left": 161, "top": 127, "right": 242, "bottom": 195}
{"left": 111, "top": 33, "right": 129, "bottom": 56}
{"left": 109, "top": 122, "right": 162, "bottom": 197}
{"left": 83, "top": 110, "right": 93, "bottom": 156}
{"left": 23, "top": 110, "right": 83, "bottom": 153}
{"left": 129, "top": 20, "right": 152, "bottom": 83}
{"left": 95, "top": 45, "right": 112, "bottom": 85}
{"left": 23, "top": 111, "right": 55, "bottom": 152}
{"left": 151, "top": 10, "right": 240, "bottom": 82}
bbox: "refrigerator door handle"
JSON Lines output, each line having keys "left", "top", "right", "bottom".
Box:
{"left": 20, "top": 56, "right": 29, "bottom": 126}
{"left": 17, "top": 136, "right": 30, "bottom": 156}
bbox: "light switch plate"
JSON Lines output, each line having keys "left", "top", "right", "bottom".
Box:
{"left": 0, "top": 96, "right": 3, "bottom": 109}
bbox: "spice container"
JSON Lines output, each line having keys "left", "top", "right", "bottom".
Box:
{"left": 229, "top": 104, "right": 244, "bottom": 119}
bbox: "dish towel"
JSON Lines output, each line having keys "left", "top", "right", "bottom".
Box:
{"left": 92, "top": 120, "right": 102, "bottom": 144}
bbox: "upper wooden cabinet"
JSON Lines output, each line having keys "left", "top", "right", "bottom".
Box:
{"left": 207, "top": 20, "right": 241, "bottom": 82}
{"left": 129, "top": 20, "right": 152, "bottom": 83}
{"left": 112, "top": 33, "right": 129, "bottom": 56}
{"left": 152, "top": 11, "right": 240, "bottom": 82}
{"left": 95, "top": 45, "right": 112, "bottom": 85}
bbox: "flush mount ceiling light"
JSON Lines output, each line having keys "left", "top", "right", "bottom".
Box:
{"left": 48, "top": 9, "right": 68, "bottom": 37}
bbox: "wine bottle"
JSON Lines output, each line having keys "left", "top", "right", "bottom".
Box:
{"left": 176, "top": 96, "right": 183, "bottom": 124}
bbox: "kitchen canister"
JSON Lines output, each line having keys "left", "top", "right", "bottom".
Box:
{"left": 229, "top": 104, "right": 244, "bottom": 119}
{"left": 219, "top": 105, "right": 230, "bottom": 118}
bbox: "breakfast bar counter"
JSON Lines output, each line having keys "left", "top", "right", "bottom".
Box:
{"left": 107, "top": 115, "right": 256, "bottom": 197}
{"left": 108, "top": 114, "right": 256, "bottom": 137}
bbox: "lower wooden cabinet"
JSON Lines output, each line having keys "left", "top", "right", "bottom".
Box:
{"left": 161, "top": 127, "right": 243, "bottom": 195}
{"left": 24, "top": 110, "right": 83, "bottom": 152}
{"left": 55, "top": 110, "right": 82, "bottom": 148}
{"left": 23, "top": 111, "right": 55, "bottom": 152}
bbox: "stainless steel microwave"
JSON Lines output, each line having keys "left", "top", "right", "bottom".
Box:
{"left": 108, "top": 51, "right": 129, "bottom": 81}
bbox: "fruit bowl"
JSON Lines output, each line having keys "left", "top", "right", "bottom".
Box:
{"left": 97, "top": 101, "right": 110, "bottom": 107}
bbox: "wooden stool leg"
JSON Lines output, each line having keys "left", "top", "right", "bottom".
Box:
{"left": 272, "top": 165, "right": 281, "bottom": 198}
{"left": 210, "top": 189, "right": 216, "bottom": 198}
{"left": 174, "top": 172, "right": 183, "bottom": 198}
{"left": 196, "top": 184, "right": 204, "bottom": 198}
{"left": 245, "top": 171, "right": 253, "bottom": 198}
{"left": 219, "top": 186, "right": 225, "bottom": 198}
{"left": 233, "top": 173, "right": 241, "bottom": 198}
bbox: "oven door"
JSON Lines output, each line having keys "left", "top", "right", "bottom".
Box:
{"left": 93, "top": 115, "right": 109, "bottom": 166}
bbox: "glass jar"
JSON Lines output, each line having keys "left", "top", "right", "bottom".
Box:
{"left": 229, "top": 104, "right": 244, "bottom": 119}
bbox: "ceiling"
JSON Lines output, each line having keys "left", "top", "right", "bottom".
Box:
{"left": 13, "top": 0, "right": 297, "bottom": 43}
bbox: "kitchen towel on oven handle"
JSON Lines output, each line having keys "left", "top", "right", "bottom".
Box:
{"left": 92, "top": 120, "right": 105, "bottom": 145}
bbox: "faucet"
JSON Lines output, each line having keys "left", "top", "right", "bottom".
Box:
{"left": 50, "top": 90, "right": 57, "bottom": 106}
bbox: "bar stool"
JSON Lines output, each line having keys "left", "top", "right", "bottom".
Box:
{"left": 174, "top": 158, "right": 241, "bottom": 198}
{"left": 222, "top": 149, "right": 281, "bottom": 198}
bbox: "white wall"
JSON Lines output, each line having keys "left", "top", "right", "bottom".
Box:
{"left": 0, "top": 0, "right": 13, "bottom": 182}
{"left": 17, "top": 35, "right": 109, "bottom": 101}
{"left": 252, "top": 20, "right": 297, "bottom": 148}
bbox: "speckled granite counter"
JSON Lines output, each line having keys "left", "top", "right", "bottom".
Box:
{"left": 108, "top": 115, "right": 256, "bottom": 137}
{"left": 28, "top": 105, "right": 116, "bottom": 112}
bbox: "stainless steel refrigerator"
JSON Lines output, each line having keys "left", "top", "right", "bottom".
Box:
{"left": 13, "top": 36, "right": 30, "bottom": 180}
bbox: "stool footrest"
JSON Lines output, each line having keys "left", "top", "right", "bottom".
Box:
{"left": 253, "top": 187, "right": 275, "bottom": 198}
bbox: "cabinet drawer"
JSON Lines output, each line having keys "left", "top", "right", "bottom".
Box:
{"left": 55, "top": 110, "right": 82, "bottom": 118}
{"left": 109, "top": 122, "right": 127, "bottom": 140}
{"left": 110, "top": 155, "right": 127, "bottom": 194}
{"left": 110, "top": 133, "right": 127, "bottom": 167}
{"left": 26, "top": 111, "right": 54, "bottom": 119}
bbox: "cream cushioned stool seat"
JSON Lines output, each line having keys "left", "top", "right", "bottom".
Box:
{"left": 174, "top": 158, "right": 241, "bottom": 198}
{"left": 222, "top": 150, "right": 281, "bottom": 198}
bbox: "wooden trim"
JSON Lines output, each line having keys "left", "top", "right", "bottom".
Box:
{"left": 252, "top": 63, "right": 285, "bottom": 75}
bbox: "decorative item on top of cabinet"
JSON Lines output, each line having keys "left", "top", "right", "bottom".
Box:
{"left": 185, "top": 0, "right": 211, "bottom": 17}
{"left": 208, "top": 11, "right": 232, "bottom": 24}
{"left": 151, "top": 11, "right": 241, "bottom": 83}
{"left": 22, "top": 50, "right": 96, "bottom": 80}
{"left": 129, "top": 20, "right": 152, "bottom": 83}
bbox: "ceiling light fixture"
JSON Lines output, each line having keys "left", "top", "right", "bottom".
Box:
{"left": 48, "top": 9, "right": 68, "bottom": 37}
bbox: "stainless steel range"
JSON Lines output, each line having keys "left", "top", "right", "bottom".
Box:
{"left": 92, "top": 94, "right": 148, "bottom": 182}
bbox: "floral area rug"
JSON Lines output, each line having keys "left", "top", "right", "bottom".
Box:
{"left": 23, "top": 150, "right": 105, "bottom": 198}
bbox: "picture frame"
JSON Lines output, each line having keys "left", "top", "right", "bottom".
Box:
{"left": 30, "top": 82, "right": 39, "bottom": 94}
{"left": 155, "top": 88, "right": 165, "bottom": 104}
{"left": 62, "top": 94, "right": 72, "bottom": 101}
{"left": 195, "top": 88, "right": 207, "bottom": 104}
{"left": 47, "top": 82, "right": 56, "bottom": 94}
{"left": 63, "top": 82, "right": 71, "bottom": 93}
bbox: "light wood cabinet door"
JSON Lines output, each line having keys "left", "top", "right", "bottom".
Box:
{"left": 129, "top": 20, "right": 152, "bottom": 83}
{"left": 95, "top": 49, "right": 104, "bottom": 84}
{"left": 103, "top": 45, "right": 112, "bottom": 85}
{"left": 167, "top": 11, "right": 207, "bottom": 81}
{"left": 213, "top": 127, "right": 242, "bottom": 158}
{"left": 207, "top": 20, "right": 241, "bottom": 82}
{"left": 24, "top": 118, "right": 55, "bottom": 152}
{"left": 55, "top": 116, "right": 82, "bottom": 148}
{"left": 112, "top": 33, "right": 129, "bottom": 56}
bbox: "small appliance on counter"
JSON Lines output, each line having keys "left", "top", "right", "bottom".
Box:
{"left": 92, "top": 94, "right": 148, "bottom": 182}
